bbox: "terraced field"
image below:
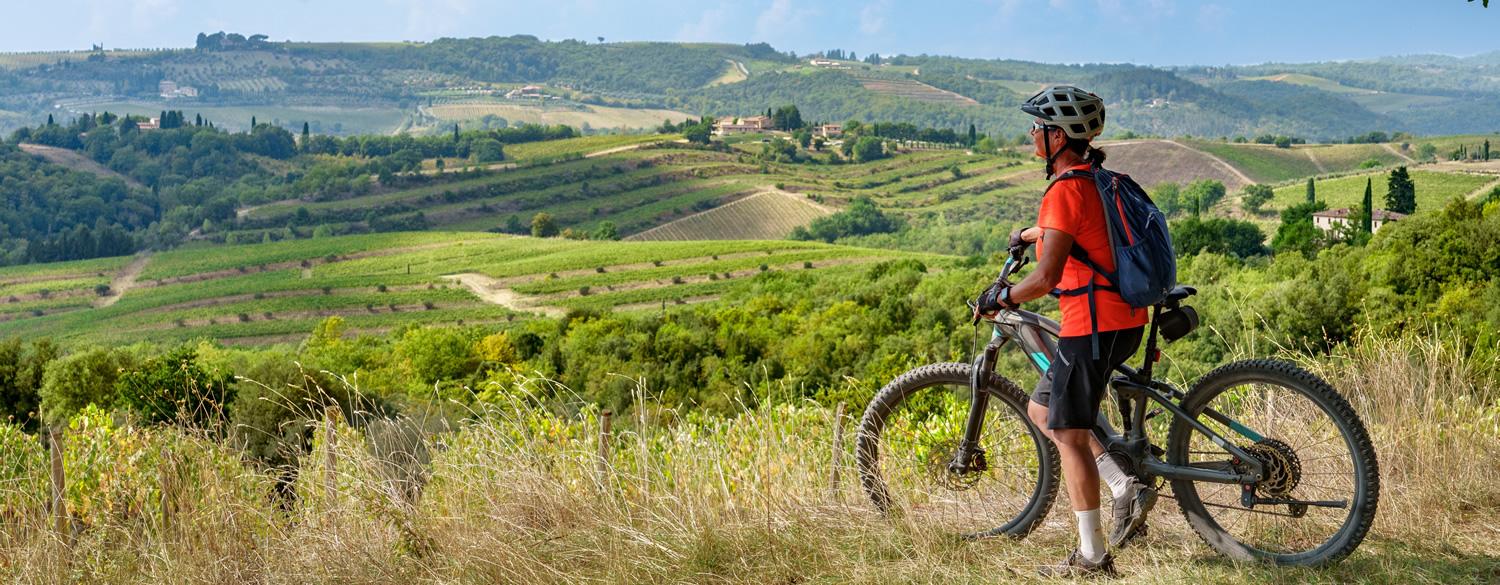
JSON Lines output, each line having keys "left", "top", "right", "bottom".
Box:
{"left": 425, "top": 101, "right": 695, "bottom": 130}
{"left": 855, "top": 76, "right": 978, "bottom": 105}
{"left": 0, "top": 233, "right": 936, "bottom": 346}
{"left": 1098, "top": 140, "right": 1252, "bottom": 192}
{"left": 627, "top": 190, "right": 834, "bottom": 241}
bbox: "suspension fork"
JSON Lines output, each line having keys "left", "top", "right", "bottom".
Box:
{"left": 954, "top": 336, "right": 1006, "bottom": 472}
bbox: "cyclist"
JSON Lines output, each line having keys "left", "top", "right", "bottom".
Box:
{"left": 976, "top": 85, "right": 1155, "bottom": 577}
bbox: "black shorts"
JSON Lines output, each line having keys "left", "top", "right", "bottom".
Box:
{"left": 1030, "top": 326, "right": 1145, "bottom": 430}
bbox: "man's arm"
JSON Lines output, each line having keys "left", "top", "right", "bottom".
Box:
{"left": 1008, "top": 228, "right": 1073, "bottom": 304}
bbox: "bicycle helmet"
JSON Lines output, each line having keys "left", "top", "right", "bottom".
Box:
{"left": 1022, "top": 85, "right": 1106, "bottom": 140}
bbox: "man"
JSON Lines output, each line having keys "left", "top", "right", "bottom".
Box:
{"left": 977, "top": 85, "right": 1156, "bottom": 578}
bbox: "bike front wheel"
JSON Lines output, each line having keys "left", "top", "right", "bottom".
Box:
{"left": 856, "top": 363, "right": 1059, "bottom": 539}
{"left": 1166, "top": 359, "right": 1380, "bottom": 565}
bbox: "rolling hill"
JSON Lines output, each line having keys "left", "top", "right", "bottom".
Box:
{"left": 0, "top": 232, "right": 938, "bottom": 346}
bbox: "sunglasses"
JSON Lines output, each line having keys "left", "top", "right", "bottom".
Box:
{"left": 1030, "top": 121, "right": 1057, "bottom": 134}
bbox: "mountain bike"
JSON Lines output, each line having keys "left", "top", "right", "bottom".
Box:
{"left": 855, "top": 245, "right": 1379, "bottom": 565}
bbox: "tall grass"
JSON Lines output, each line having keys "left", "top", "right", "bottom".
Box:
{"left": 2, "top": 336, "right": 1498, "bottom": 583}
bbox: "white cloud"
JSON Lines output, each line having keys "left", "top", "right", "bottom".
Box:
{"left": 677, "top": 3, "right": 734, "bottom": 42}
{"left": 859, "top": 0, "right": 891, "bottom": 36}
{"left": 387, "top": 0, "right": 473, "bottom": 40}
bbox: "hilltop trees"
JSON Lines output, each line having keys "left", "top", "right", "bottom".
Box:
{"left": 1271, "top": 200, "right": 1328, "bottom": 258}
{"left": 771, "top": 105, "right": 804, "bottom": 130}
{"left": 1386, "top": 166, "right": 1416, "bottom": 214}
{"left": 790, "top": 196, "right": 901, "bottom": 242}
{"left": 1171, "top": 217, "right": 1267, "bottom": 258}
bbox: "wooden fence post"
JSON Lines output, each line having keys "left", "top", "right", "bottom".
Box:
{"left": 48, "top": 426, "right": 66, "bottom": 537}
{"left": 828, "top": 402, "right": 845, "bottom": 501}
{"left": 595, "top": 411, "right": 612, "bottom": 486}
{"left": 324, "top": 407, "right": 338, "bottom": 507}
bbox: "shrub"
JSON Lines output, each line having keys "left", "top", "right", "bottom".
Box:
{"left": 803, "top": 261, "right": 814, "bottom": 269}
{"left": 253, "top": 292, "right": 265, "bottom": 300}
{"left": 377, "top": 284, "right": 388, "bottom": 293}
{"left": 115, "top": 346, "right": 232, "bottom": 427}
{"left": 94, "top": 284, "right": 111, "bottom": 297}
{"left": 39, "top": 347, "right": 134, "bottom": 423}
{"left": 671, "top": 276, "right": 684, "bottom": 285}
{"left": 578, "top": 286, "right": 591, "bottom": 296}
{"left": 238, "top": 313, "right": 251, "bottom": 322}
{"left": 759, "top": 264, "right": 769, "bottom": 272}
{"left": 423, "top": 300, "right": 436, "bottom": 310}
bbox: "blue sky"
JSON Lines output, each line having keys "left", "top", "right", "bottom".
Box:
{"left": 6, "top": 0, "right": 1496, "bottom": 66}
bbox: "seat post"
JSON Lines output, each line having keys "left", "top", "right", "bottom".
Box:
{"left": 1139, "top": 304, "right": 1163, "bottom": 382}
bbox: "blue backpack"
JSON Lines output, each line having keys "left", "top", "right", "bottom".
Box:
{"left": 1049, "top": 164, "right": 1177, "bottom": 356}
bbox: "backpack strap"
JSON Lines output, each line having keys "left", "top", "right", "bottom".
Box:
{"left": 1044, "top": 166, "right": 1112, "bottom": 359}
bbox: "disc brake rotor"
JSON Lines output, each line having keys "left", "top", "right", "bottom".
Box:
{"left": 1243, "top": 438, "right": 1302, "bottom": 498}
{"left": 924, "top": 440, "right": 985, "bottom": 491}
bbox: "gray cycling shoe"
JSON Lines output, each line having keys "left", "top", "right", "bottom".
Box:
{"left": 1109, "top": 481, "right": 1157, "bottom": 548}
{"left": 1038, "top": 549, "right": 1118, "bottom": 579}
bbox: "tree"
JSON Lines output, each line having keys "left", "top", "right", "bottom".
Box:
{"left": 115, "top": 346, "right": 232, "bottom": 427}
{"left": 683, "top": 122, "right": 711, "bottom": 144}
{"left": 453, "top": 124, "right": 460, "bottom": 142}
{"left": 504, "top": 214, "right": 525, "bottom": 234}
{"left": 790, "top": 197, "right": 901, "bottom": 242}
{"left": 39, "top": 347, "right": 134, "bottom": 423}
{"left": 301, "top": 121, "right": 310, "bottom": 144}
{"left": 1242, "top": 184, "right": 1273, "bottom": 214}
{"left": 250, "top": 115, "right": 257, "bottom": 128}
{"left": 592, "top": 221, "right": 619, "bottom": 240}
{"left": 1305, "top": 178, "right": 1317, "bottom": 204}
{"left": 1486, "top": 139, "right": 1492, "bottom": 161}
{"left": 968, "top": 123, "right": 977, "bottom": 146}
{"left": 1183, "top": 180, "right": 1227, "bottom": 217}
{"left": 851, "top": 136, "right": 885, "bottom": 162}
{"left": 1170, "top": 217, "right": 1267, "bottom": 257}
{"left": 1360, "top": 177, "right": 1375, "bottom": 233}
{"left": 1386, "top": 166, "right": 1416, "bottom": 214}
{"left": 531, "top": 212, "right": 559, "bottom": 238}
{"left": 1417, "top": 143, "right": 1437, "bottom": 161}
{"left": 1271, "top": 200, "right": 1328, "bottom": 258}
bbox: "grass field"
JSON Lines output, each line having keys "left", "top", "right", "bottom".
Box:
{"left": 1, "top": 334, "right": 1494, "bottom": 583}
{"left": 1244, "top": 73, "right": 1453, "bottom": 114}
{"left": 1271, "top": 170, "right": 1494, "bottom": 212}
{"left": 0, "top": 233, "right": 933, "bottom": 346}
{"left": 425, "top": 101, "right": 695, "bottom": 131}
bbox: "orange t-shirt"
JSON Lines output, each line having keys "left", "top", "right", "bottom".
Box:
{"left": 1036, "top": 164, "right": 1150, "bottom": 337}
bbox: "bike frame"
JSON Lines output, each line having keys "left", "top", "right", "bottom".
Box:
{"left": 956, "top": 257, "right": 1269, "bottom": 487}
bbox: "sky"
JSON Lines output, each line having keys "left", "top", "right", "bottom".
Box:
{"left": 3, "top": 0, "right": 1496, "bottom": 66}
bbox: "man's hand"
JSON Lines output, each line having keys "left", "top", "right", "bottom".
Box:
{"left": 977, "top": 281, "right": 1018, "bottom": 314}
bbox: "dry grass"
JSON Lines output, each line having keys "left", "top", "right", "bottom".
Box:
{"left": 2, "top": 335, "right": 1499, "bottom": 583}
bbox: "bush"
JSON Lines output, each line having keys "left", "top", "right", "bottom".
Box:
{"left": 39, "top": 347, "right": 135, "bottom": 423}
{"left": 115, "top": 346, "right": 232, "bottom": 427}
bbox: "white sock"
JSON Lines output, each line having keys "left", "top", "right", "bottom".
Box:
{"left": 1075, "top": 509, "right": 1106, "bottom": 562}
{"left": 1096, "top": 452, "right": 1135, "bottom": 500}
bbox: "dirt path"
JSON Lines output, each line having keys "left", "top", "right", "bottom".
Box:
{"left": 443, "top": 273, "right": 564, "bottom": 318}
{"left": 95, "top": 253, "right": 151, "bottom": 308}
{"left": 19, "top": 143, "right": 147, "bottom": 189}
{"left": 1304, "top": 149, "right": 1328, "bottom": 174}
{"left": 1163, "top": 140, "right": 1256, "bottom": 186}
{"left": 1383, "top": 143, "right": 1416, "bottom": 164}
{"left": 1468, "top": 176, "right": 1500, "bottom": 200}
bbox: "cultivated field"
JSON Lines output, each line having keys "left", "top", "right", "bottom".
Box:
{"left": 1100, "top": 139, "right": 1253, "bottom": 192}
{"left": 0, "top": 233, "right": 933, "bottom": 346}
{"left": 56, "top": 101, "right": 408, "bottom": 135}
{"left": 425, "top": 102, "right": 696, "bottom": 131}
{"left": 854, "top": 75, "right": 978, "bottom": 105}
{"left": 1271, "top": 170, "right": 1495, "bottom": 212}
{"left": 627, "top": 190, "right": 835, "bottom": 241}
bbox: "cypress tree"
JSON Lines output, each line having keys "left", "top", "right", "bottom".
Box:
{"left": 251, "top": 116, "right": 257, "bottom": 129}
{"left": 1485, "top": 139, "right": 1491, "bottom": 161}
{"left": 1305, "top": 177, "right": 1316, "bottom": 203}
{"left": 302, "top": 121, "right": 310, "bottom": 140}
{"left": 1361, "top": 177, "right": 1374, "bottom": 233}
{"left": 46, "top": 114, "right": 53, "bottom": 125}
{"left": 1385, "top": 166, "right": 1416, "bottom": 214}
{"left": 968, "top": 123, "right": 977, "bottom": 146}
{"left": 453, "top": 123, "right": 460, "bottom": 142}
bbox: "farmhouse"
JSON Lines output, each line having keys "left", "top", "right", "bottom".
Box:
{"left": 158, "top": 80, "right": 198, "bottom": 99}
{"left": 714, "top": 115, "right": 773, "bottom": 135}
{"left": 1312, "top": 208, "right": 1408, "bottom": 232}
{"left": 808, "top": 58, "right": 850, "bottom": 69}
{"left": 504, "top": 85, "right": 544, "bottom": 99}
{"left": 815, "top": 123, "right": 843, "bottom": 138}
{"left": 136, "top": 117, "right": 159, "bottom": 131}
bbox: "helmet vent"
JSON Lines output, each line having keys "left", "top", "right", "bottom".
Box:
{"left": 1059, "top": 105, "right": 1077, "bottom": 116}
{"left": 1081, "top": 104, "right": 1097, "bottom": 114}
{"left": 1042, "top": 107, "right": 1056, "bottom": 116}
{"left": 1053, "top": 93, "right": 1070, "bottom": 102}
{"left": 1071, "top": 123, "right": 1087, "bottom": 134}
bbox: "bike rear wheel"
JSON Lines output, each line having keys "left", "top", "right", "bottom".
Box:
{"left": 856, "top": 363, "right": 1059, "bottom": 539}
{"left": 1166, "top": 359, "right": 1379, "bottom": 565}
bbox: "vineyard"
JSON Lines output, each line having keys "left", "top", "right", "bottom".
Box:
{"left": 627, "top": 189, "right": 835, "bottom": 241}
{"left": 0, "top": 233, "right": 933, "bottom": 346}
{"left": 854, "top": 77, "right": 979, "bottom": 106}
{"left": 1272, "top": 169, "right": 1495, "bottom": 212}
